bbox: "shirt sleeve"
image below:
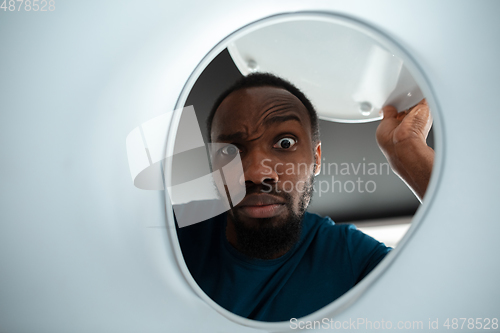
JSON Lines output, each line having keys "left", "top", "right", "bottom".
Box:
{"left": 343, "top": 224, "right": 392, "bottom": 283}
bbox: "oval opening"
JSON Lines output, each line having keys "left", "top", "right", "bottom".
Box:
{"left": 164, "top": 11, "right": 442, "bottom": 330}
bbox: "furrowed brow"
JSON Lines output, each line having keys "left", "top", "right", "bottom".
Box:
{"left": 263, "top": 114, "right": 302, "bottom": 127}
{"left": 215, "top": 132, "right": 246, "bottom": 143}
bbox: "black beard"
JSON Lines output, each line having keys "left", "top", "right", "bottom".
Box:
{"left": 228, "top": 174, "right": 315, "bottom": 260}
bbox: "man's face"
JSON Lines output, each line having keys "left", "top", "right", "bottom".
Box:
{"left": 211, "top": 86, "right": 321, "bottom": 259}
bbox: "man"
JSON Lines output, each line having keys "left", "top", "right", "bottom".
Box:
{"left": 176, "top": 73, "right": 434, "bottom": 322}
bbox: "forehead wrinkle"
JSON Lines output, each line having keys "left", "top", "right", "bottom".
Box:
{"left": 259, "top": 94, "right": 295, "bottom": 111}
{"left": 262, "top": 103, "right": 298, "bottom": 120}
{"left": 213, "top": 87, "right": 308, "bottom": 143}
{"left": 256, "top": 89, "right": 306, "bottom": 115}
{"left": 238, "top": 102, "right": 299, "bottom": 142}
{"left": 258, "top": 103, "right": 303, "bottom": 130}
{"left": 216, "top": 122, "right": 265, "bottom": 143}
{"left": 257, "top": 95, "right": 299, "bottom": 118}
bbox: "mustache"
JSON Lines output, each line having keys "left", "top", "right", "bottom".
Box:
{"left": 244, "top": 182, "right": 292, "bottom": 201}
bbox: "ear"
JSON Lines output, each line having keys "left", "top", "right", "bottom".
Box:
{"left": 314, "top": 141, "right": 321, "bottom": 176}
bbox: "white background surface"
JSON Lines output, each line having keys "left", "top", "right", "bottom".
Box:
{"left": 1, "top": 1, "right": 499, "bottom": 332}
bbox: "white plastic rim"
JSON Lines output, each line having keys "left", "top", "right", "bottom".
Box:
{"left": 164, "top": 11, "right": 444, "bottom": 331}
{"left": 226, "top": 20, "right": 424, "bottom": 123}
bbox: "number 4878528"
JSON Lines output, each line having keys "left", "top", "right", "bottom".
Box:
{"left": 1, "top": 0, "right": 55, "bottom": 11}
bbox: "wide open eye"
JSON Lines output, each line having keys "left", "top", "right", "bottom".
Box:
{"left": 220, "top": 144, "right": 239, "bottom": 156}
{"left": 274, "top": 137, "right": 297, "bottom": 149}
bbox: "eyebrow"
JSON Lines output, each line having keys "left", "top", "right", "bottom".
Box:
{"left": 215, "top": 114, "right": 302, "bottom": 143}
{"left": 216, "top": 132, "right": 247, "bottom": 143}
{"left": 263, "top": 114, "right": 302, "bottom": 127}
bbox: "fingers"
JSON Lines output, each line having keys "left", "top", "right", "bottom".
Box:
{"left": 403, "top": 99, "right": 433, "bottom": 139}
{"left": 410, "top": 100, "right": 430, "bottom": 121}
{"left": 396, "top": 110, "right": 408, "bottom": 122}
{"left": 392, "top": 99, "right": 429, "bottom": 122}
{"left": 417, "top": 99, "right": 432, "bottom": 131}
{"left": 427, "top": 108, "right": 433, "bottom": 130}
{"left": 421, "top": 102, "right": 433, "bottom": 136}
{"left": 380, "top": 105, "right": 398, "bottom": 119}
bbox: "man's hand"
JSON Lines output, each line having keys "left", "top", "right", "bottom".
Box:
{"left": 376, "top": 99, "right": 434, "bottom": 202}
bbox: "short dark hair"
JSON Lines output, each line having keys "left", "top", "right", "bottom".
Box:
{"left": 206, "top": 72, "right": 320, "bottom": 143}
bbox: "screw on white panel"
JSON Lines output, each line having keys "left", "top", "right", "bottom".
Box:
{"left": 247, "top": 60, "right": 259, "bottom": 72}
{"left": 359, "top": 101, "right": 373, "bottom": 116}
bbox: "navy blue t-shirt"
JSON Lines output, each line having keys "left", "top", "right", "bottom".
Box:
{"left": 176, "top": 211, "right": 391, "bottom": 322}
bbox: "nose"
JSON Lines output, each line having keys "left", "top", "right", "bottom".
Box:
{"left": 240, "top": 148, "right": 279, "bottom": 186}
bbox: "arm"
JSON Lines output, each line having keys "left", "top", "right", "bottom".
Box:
{"left": 376, "top": 99, "right": 434, "bottom": 202}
